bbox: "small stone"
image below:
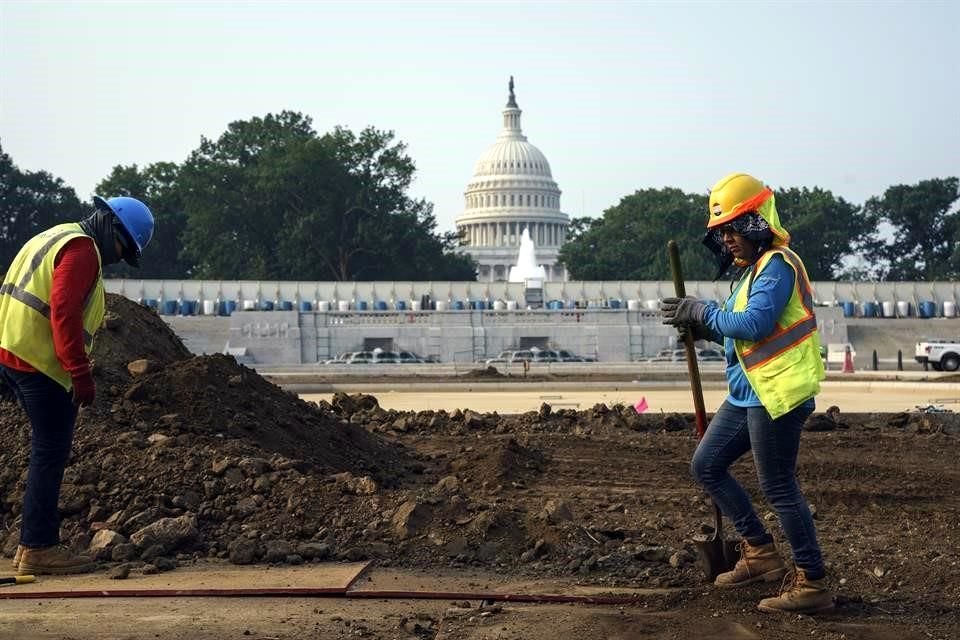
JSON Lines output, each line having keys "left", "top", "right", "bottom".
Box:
{"left": 126, "top": 359, "right": 158, "bottom": 377}
{"left": 109, "top": 564, "right": 131, "bottom": 580}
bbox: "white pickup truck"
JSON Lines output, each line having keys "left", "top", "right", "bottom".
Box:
{"left": 915, "top": 339, "right": 960, "bottom": 372}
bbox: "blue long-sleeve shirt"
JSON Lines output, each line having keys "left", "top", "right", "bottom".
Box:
{"left": 701, "top": 254, "right": 796, "bottom": 406}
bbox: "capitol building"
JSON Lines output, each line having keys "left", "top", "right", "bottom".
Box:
{"left": 455, "top": 79, "right": 570, "bottom": 282}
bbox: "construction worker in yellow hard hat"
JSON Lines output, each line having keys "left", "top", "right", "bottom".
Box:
{"left": 661, "top": 173, "right": 832, "bottom": 614}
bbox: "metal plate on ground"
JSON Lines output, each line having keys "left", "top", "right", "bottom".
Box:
{"left": 0, "top": 561, "right": 371, "bottom": 598}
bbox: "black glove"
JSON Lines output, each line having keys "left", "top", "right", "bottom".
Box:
{"left": 678, "top": 322, "right": 714, "bottom": 343}
{"left": 661, "top": 296, "right": 708, "bottom": 327}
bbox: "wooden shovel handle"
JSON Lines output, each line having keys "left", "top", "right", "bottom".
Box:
{"left": 667, "top": 240, "right": 708, "bottom": 439}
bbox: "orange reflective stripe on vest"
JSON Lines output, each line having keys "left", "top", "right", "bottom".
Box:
{"left": 740, "top": 248, "right": 816, "bottom": 371}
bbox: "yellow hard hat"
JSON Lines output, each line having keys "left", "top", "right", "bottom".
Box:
{"left": 706, "top": 173, "right": 772, "bottom": 229}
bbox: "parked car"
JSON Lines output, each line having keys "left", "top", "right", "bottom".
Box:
{"left": 529, "top": 348, "right": 559, "bottom": 362}
{"left": 485, "top": 349, "right": 533, "bottom": 365}
{"left": 345, "top": 351, "right": 373, "bottom": 364}
{"left": 647, "top": 347, "right": 724, "bottom": 363}
{"left": 555, "top": 349, "right": 595, "bottom": 362}
{"left": 697, "top": 348, "right": 725, "bottom": 362}
{"left": 398, "top": 350, "right": 426, "bottom": 363}
{"left": 323, "top": 352, "right": 352, "bottom": 365}
{"left": 371, "top": 350, "right": 400, "bottom": 364}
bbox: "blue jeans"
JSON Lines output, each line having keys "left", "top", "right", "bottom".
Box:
{"left": 0, "top": 365, "right": 78, "bottom": 548}
{"left": 691, "top": 398, "right": 824, "bottom": 575}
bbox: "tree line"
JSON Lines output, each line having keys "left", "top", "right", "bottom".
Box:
{"left": 558, "top": 179, "right": 960, "bottom": 282}
{"left": 1, "top": 111, "right": 475, "bottom": 281}
{"left": 2, "top": 111, "right": 958, "bottom": 282}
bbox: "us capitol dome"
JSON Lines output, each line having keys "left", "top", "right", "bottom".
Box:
{"left": 455, "top": 78, "right": 570, "bottom": 281}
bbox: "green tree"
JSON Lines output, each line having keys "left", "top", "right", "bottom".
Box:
{"left": 773, "top": 187, "right": 870, "bottom": 280}
{"left": 0, "top": 142, "right": 83, "bottom": 269}
{"left": 178, "top": 111, "right": 317, "bottom": 279}
{"left": 95, "top": 162, "right": 190, "bottom": 278}
{"left": 181, "top": 113, "right": 473, "bottom": 280}
{"left": 862, "top": 177, "right": 960, "bottom": 280}
{"left": 558, "top": 188, "right": 713, "bottom": 280}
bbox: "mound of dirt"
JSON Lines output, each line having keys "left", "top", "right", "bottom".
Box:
{"left": 0, "top": 297, "right": 416, "bottom": 569}
{"left": 93, "top": 293, "right": 193, "bottom": 387}
{"left": 461, "top": 366, "right": 508, "bottom": 379}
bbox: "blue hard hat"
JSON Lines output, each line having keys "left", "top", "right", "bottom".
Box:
{"left": 93, "top": 195, "right": 154, "bottom": 253}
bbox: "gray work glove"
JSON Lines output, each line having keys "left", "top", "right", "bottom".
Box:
{"left": 661, "top": 296, "right": 709, "bottom": 327}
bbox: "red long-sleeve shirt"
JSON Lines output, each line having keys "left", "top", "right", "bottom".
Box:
{"left": 0, "top": 237, "right": 100, "bottom": 379}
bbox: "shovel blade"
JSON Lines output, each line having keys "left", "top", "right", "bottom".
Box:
{"left": 692, "top": 534, "right": 740, "bottom": 582}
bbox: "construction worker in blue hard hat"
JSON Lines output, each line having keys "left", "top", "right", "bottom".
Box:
{"left": 0, "top": 195, "right": 154, "bottom": 575}
{"left": 661, "top": 173, "right": 832, "bottom": 614}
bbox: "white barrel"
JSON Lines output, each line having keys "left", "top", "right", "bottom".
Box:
{"left": 317, "top": 300, "right": 331, "bottom": 312}
{"left": 411, "top": 300, "right": 422, "bottom": 311}
{"left": 493, "top": 300, "right": 506, "bottom": 310}
{"left": 202, "top": 300, "right": 216, "bottom": 315}
{"left": 627, "top": 299, "right": 641, "bottom": 310}
{"left": 435, "top": 300, "right": 448, "bottom": 311}
{"left": 337, "top": 300, "right": 350, "bottom": 311}
{"left": 644, "top": 299, "right": 660, "bottom": 310}
{"left": 242, "top": 299, "right": 257, "bottom": 311}
{"left": 881, "top": 301, "right": 895, "bottom": 317}
{"left": 944, "top": 301, "right": 957, "bottom": 318}
{"left": 506, "top": 300, "right": 518, "bottom": 310}
{"left": 896, "top": 300, "right": 910, "bottom": 317}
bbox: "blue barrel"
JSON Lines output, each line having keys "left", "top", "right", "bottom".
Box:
{"left": 260, "top": 300, "right": 274, "bottom": 311}
{"left": 862, "top": 302, "right": 878, "bottom": 318}
{"left": 395, "top": 300, "right": 406, "bottom": 311}
{"left": 453, "top": 300, "right": 465, "bottom": 310}
{"left": 918, "top": 301, "right": 936, "bottom": 318}
{"left": 161, "top": 300, "right": 178, "bottom": 315}
{"left": 299, "top": 301, "right": 312, "bottom": 312}
{"left": 357, "top": 300, "right": 368, "bottom": 311}
{"left": 609, "top": 299, "right": 622, "bottom": 309}
{"left": 225, "top": 300, "right": 237, "bottom": 315}
{"left": 841, "top": 301, "right": 856, "bottom": 317}
{"left": 142, "top": 298, "right": 158, "bottom": 310}
{"left": 476, "top": 300, "right": 487, "bottom": 310}
{"left": 375, "top": 300, "right": 388, "bottom": 311}
{"left": 279, "top": 300, "right": 293, "bottom": 311}
{"left": 179, "top": 300, "right": 195, "bottom": 316}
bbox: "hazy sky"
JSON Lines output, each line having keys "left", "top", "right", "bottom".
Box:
{"left": 2, "top": 1, "right": 957, "bottom": 233}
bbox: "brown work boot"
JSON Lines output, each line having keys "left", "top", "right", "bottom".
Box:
{"left": 17, "top": 544, "right": 96, "bottom": 576}
{"left": 714, "top": 540, "right": 787, "bottom": 587}
{"left": 757, "top": 568, "right": 835, "bottom": 613}
{"left": 11, "top": 544, "right": 24, "bottom": 570}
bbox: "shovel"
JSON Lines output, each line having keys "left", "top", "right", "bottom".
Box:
{"left": 667, "top": 240, "right": 739, "bottom": 581}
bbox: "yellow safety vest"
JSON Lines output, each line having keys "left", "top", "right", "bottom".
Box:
{"left": 0, "top": 223, "right": 105, "bottom": 390}
{"left": 732, "top": 247, "right": 824, "bottom": 418}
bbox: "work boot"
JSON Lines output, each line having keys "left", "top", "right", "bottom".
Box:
{"left": 714, "top": 541, "right": 786, "bottom": 587}
{"left": 17, "top": 544, "right": 96, "bottom": 576}
{"left": 757, "top": 568, "right": 835, "bottom": 613}
{"left": 11, "top": 545, "right": 24, "bottom": 570}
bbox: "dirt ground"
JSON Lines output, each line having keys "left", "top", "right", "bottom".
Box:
{"left": 0, "top": 296, "right": 958, "bottom": 639}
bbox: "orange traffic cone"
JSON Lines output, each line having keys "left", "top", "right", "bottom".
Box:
{"left": 842, "top": 347, "right": 855, "bottom": 373}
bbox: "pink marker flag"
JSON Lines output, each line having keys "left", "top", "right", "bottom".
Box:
{"left": 633, "top": 397, "right": 649, "bottom": 414}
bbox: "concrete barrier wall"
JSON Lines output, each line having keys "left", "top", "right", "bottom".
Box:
{"left": 159, "top": 306, "right": 847, "bottom": 366}
{"left": 106, "top": 279, "right": 960, "bottom": 313}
